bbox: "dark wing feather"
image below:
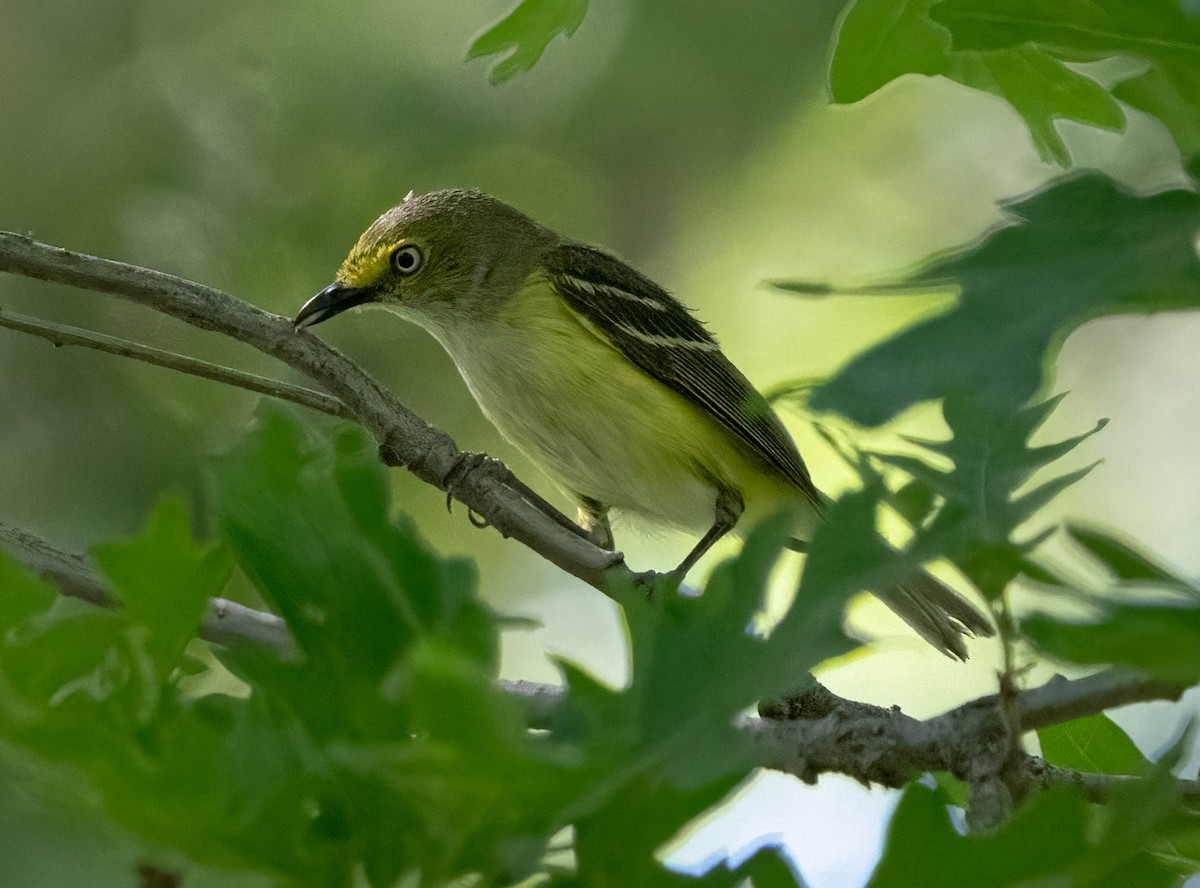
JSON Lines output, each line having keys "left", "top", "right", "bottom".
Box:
{"left": 545, "top": 243, "right": 822, "bottom": 505}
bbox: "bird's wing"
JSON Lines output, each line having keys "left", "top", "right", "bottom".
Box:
{"left": 544, "top": 243, "right": 822, "bottom": 505}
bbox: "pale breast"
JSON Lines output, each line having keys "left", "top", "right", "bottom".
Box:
{"left": 410, "top": 279, "right": 812, "bottom": 537}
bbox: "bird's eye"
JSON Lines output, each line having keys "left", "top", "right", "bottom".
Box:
{"left": 391, "top": 244, "right": 423, "bottom": 275}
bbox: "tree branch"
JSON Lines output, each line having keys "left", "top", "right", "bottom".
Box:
{"left": 0, "top": 521, "right": 295, "bottom": 657}
{"left": 3, "top": 233, "right": 1196, "bottom": 828}
{"left": 3, "top": 520, "right": 1193, "bottom": 816}
{"left": 0, "top": 307, "right": 352, "bottom": 420}
{"left": 0, "top": 231, "right": 621, "bottom": 590}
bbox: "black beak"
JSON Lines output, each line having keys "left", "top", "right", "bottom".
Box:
{"left": 292, "top": 283, "right": 375, "bottom": 330}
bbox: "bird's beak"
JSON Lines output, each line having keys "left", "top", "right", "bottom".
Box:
{"left": 292, "top": 283, "right": 376, "bottom": 330}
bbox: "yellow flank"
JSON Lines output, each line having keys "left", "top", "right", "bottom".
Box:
{"left": 390, "top": 273, "right": 819, "bottom": 539}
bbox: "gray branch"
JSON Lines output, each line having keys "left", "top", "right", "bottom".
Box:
{"left": 0, "top": 307, "right": 353, "bottom": 420}
{"left": 4, "top": 519, "right": 1193, "bottom": 814}
{"left": 0, "top": 231, "right": 620, "bottom": 590}
{"left": 0, "top": 523, "right": 296, "bottom": 656}
{"left": 502, "top": 668, "right": 1199, "bottom": 805}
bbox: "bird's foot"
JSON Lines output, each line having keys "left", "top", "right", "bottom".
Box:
{"left": 441, "top": 451, "right": 612, "bottom": 547}
{"left": 441, "top": 451, "right": 503, "bottom": 527}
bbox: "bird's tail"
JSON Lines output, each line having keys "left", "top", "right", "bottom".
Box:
{"left": 875, "top": 570, "right": 994, "bottom": 660}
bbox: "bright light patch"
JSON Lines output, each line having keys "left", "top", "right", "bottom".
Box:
{"left": 664, "top": 770, "right": 901, "bottom": 887}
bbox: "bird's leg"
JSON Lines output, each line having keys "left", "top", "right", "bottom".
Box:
{"left": 669, "top": 485, "right": 744, "bottom": 582}
{"left": 440, "top": 450, "right": 602, "bottom": 543}
{"left": 575, "top": 496, "right": 614, "bottom": 550}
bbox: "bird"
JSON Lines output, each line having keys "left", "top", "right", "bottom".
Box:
{"left": 293, "top": 188, "right": 992, "bottom": 657}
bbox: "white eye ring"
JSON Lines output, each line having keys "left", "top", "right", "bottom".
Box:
{"left": 391, "top": 244, "right": 423, "bottom": 275}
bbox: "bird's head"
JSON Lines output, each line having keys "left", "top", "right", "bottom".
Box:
{"left": 293, "top": 189, "right": 553, "bottom": 331}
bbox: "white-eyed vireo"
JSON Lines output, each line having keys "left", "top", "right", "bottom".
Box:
{"left": 293, "top": 189, "right": 991, "bottom": 657}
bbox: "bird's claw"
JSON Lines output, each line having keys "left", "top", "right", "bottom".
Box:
{"left": 442, "top": 451, "right": 497, "bottom": 514}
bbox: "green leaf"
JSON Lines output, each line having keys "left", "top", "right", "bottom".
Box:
{"left": 832, "top": 0, "right": 1200, "bottom": 163}
{"left": 829, "top": 0, "right": 1124, "bottom": 165}
{"left": 1066, "top": 525, "right": 1194, "bottom": 588}
{"left": 871, "top": 772, "right": 1181, "bottom": 884}
{"left": 891, "top": 478, "right": 938, "bottom": 527}
{"left": 0, "top": 406, "right": 595, "bottom": 887}
{"left": 1023, "top": 603, "right": 1200, "bottom": 684}
{"left": 804, "top": 173, "right": 1200, "bottom": 426}
{"left": 467, "top": 0, "right": 588, "bottom": 84}
{"left": 549, "top": 505, "right": 860, "bottom": 883}
{"left": 737, "top": 847, "right": 806, "bottom": 888}
{"left": 569, "top": 508, "right": 846, "bottom": 784}
{"left": 868, "top": 785, "right": 1090, "bottom": 886}
{"left": 931, "top": 0, "right": 1200, "bottom": 162}
{"left": 92, "top": 497, "right": 231, "bottom": 681}
{"left": 931, "top": 0, "right": 1200, "bottom": 61}
{"left": 1081, "top": 733, "right": 1196, "bottom": 886}
{"left": 0, "top": 546, "right": 57, "bottom": 626}
{"left": 205, "top": 404, "right": 573, "bottom": 885}
{"left": 1113, "top": 62, "right": 1200, "bottom": 158}
{"left": 1024, "top": 526, "right": 1200, "bottom": 683}
{"left": 830, "top": 0, "right": 961, "bottom": 103}
{"left": 783, "top": 479, "right": 902, "bottom": 651}
{"left": 1038, "top": 713, "right": 1151, "bottom": 776}
{"left": 208, "top": 406, "right": 497, "bottom": 713}
{"left": 873, "top": 394, "right": 1102, "bottom": 599}
{"left": 954, "top": 48, "right": 1124, "bottom": 167}
{"left": 573, "top": 776, "right": 747, "bottom": 888}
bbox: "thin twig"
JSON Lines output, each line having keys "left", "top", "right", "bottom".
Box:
{"left": 1022, "top": 756, "right": 1200, "bottom": 805}
{"left": 0, "top": 307, "right": 352, "bottom": 420}
{"left": 1016, "top": 671, "right": 1187, "bottom": 731}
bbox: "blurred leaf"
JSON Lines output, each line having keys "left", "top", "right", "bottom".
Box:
{"left": 762, "top": 376, "right": 824, "bottom": 406}
{"left": 1039, "top": 713, "right": 1151, "bottom": 776}
{"left": 932, "top": 0, "right": 1200, "bottom": 162}
{"left": 875, "top": 393, "right": 1103, "bottom": 598}
{"left": 931, "top": 0, "right": 1200, "bottom": 59}
{"left": 554, "top": 502, "right": 861, "bottom": 882}
{"left": 829, "top": 0, "right": 958, "bottom": 102}
{"left": 0, "top": 405, "right": 600, "bottom": 887}
{"left": 868, "top": 785, "right": 1089, "bottom": 886}
{"left": 1024, "top": 526, "right": 1200, "bottom": 683}
{"left": 799, "top": 173, "right": 1200, "bottom": 426}
{"left": 931, "top": 771, "right": 972, "bottom": 808}
{"left": 561, "top": 507, "right": 856, "bottom": 782}
{"left": 467, "top": 0, "right": 588, "bottom": 84}
{"left": 92, "top": 497, "right": 231, "bottom": 682}
{"left": 1113, "top": 62, "right": 1200, "bottom": 158}
{"left": 1154, "top": 825, "right": 1200, "bottom": 879}
{"left": 872, "top": 773, "right": 1184, "bottom": 885}
{"left": 1023, "top": 602, "right": 1200, "bottom": 684}
{"left": 1066, "top": 525, "right": 1196, "bottom": 589}
{"left": 0, "top": 545, "right": 57, "bottom": 626}
{"left": 831, "top": 0, "right": 1200, "bottom": 163}
{"left": 1080, "top": 733, "right": 1196, "bottom": 886}
{"left": 829, "top": 0, "right": 1123, "bottom": 165}
{"left": 208, "top": 404, "right": 576, "bottom": 886}
{"left": 784, "top": 478, "right": 904, "bottom": 652}
{"left": 573, "top": 776, "right": 746, "bottom": 887}
{"left": 737, "top": 847, "right": 806, "bottom": 888}
{"left": 208, "top": 405, "right": 499, "bottom": 738}
{"left": 891, "top": 478, "right": 937, "bottom": 527}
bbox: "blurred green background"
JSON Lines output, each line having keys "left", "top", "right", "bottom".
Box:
{"left": 2, "top": 0, "right": 1198, "bottom": 884}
